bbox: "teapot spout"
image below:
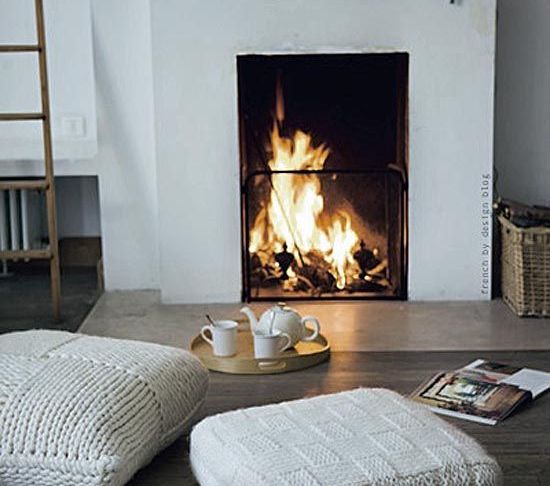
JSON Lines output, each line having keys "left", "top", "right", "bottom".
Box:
{"left": 240, "top": 306, "right": 258, "bottom": 332}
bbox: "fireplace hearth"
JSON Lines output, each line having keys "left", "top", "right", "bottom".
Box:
{"left": 239, "top": 54, "right": 408, "bottom": 301}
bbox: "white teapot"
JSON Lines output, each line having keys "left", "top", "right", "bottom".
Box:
{"left": 240, "top": 302, "right": 320, "bottom": 348}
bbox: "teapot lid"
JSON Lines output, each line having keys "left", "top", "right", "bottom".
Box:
{"left": 273, "top": 302, "right": 292, "bottom": 313}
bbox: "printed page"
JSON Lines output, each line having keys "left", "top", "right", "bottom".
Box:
{"left": 410, "top": 371, "right": 529, "bottom": 424}
{"left": 501, "top": 369, "right": 550, "bottom": 399}
{"left": 462, "top": 360, "right": 521, "bottom": 382}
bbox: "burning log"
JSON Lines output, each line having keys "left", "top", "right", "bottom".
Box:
{"left": 294, "top": 260, "right": 337, "bottom": 294}
{"left": 294, "top": 251, "right": 337, "bottom": 294}
{"left": 250, "top": 242, "right": 391, "bottom": 297}
{"left": 348, "top": 278, "right": 389, "bottom": 293}
{"left": 249, "top": 252, "right": 279, "bottom": 287}
{"left": 367, "top": 259, "right": 388, "bottom": 278}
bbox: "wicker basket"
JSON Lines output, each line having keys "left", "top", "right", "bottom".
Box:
{"left": 499, "top": 216, "right": 550, "bottom": 317}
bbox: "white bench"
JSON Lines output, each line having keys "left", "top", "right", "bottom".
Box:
{"left": 190, "top": 388, "right": 501, "bottom": 486}
{"left": 0, "top": 330, "right": 209, "bottom": 486}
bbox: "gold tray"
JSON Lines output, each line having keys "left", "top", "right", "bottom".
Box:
{"left": 190, "top": 329, "right": 330, "bottom": 375}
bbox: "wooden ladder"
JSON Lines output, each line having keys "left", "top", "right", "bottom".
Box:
{"left": 0, "top": 0, "right": 61, "bottom": 320}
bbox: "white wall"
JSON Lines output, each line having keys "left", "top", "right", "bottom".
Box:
{"left": 0, "top": 0, "right": 97, "bottom": 162}
{"left": 150, "top": 0, "right": 497, "bottom": 303}
{"left": 0, "top": 0, "right": 160, "bottom": 291}
{"left": 91, "top": 0, "right": 160, "bottom": 290}
{"left": 495, "top": 0, "right": 550, "bottom": 207}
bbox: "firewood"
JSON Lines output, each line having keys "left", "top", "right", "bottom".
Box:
{"left": 295, "top": 263, "right": 336, "bottom": 292}
{"left": 495, "top": 198, "right": 550, "bottom": 227}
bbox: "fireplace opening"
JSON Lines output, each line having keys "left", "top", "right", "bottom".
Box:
{"left": 238, "top": 53, "right": 408, "bottom": 301}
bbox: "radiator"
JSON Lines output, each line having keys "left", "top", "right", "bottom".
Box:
{"left": 0, "top": 189, "right": 44, "bottom": 265}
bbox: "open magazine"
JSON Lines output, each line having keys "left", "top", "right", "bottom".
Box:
{"left": 410, "top": 359, "right": 550, "bottom": 425}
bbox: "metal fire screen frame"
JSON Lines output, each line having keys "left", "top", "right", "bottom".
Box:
{"left": 241, "top": 167, "right": 408, "bottom": 302}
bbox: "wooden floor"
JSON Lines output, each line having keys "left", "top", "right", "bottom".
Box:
{"left": 129, "top": 350, "right": 550, "bottom": 486}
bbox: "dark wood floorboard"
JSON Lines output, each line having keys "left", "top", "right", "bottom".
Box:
{"left": 130, "top": 350, "right": 550, "bottom": 486}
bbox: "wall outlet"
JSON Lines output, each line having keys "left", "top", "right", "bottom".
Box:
{"left": 61, "top": 116, "right": 86, "bottom": 138}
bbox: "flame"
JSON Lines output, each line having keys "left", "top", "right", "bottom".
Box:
{"left": 275, "top": 72, "right": 285, "bottom": 125}
{"left": 249, "top": 85, "right": 362, "bottom": 290}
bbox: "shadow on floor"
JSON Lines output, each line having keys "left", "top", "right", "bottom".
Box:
{"left": 0, "top": 262, "right": 101, "bottom": 334}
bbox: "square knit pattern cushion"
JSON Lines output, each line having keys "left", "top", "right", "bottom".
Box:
{"left": 0, "top": 330, "right": 209, "bottom": 486}
{"left": 190, "top": 388, "right": 502, "bottom": 486}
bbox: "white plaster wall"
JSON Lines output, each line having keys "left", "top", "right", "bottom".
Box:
{"left": 150, "top": 0, "right": 496, "bottom": 303}
{"left": 0, "top": 0, "right": 97, "bottom": 163}
{"left": 91, "top": 0, "right": 160, "bottom": 290}
{"left": 0, "top": 0, "right": 159, "bottom": 289}
{"left": 495, "top": 0, "right": 550, "bottom": 207}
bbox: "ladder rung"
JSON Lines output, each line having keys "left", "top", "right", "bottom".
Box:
{"left": 0, "top": 45, "right": 41, "bottom": 53}
{"left": 0, "top": 179, "right": 48, "bottom": 191}
{"left": 0, "top": 249, "right": 52, "bottom": 261}
{"left": 0, "top": 113, "right": 46, "bottom": 121}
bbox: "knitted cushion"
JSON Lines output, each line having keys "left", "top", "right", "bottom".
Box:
{"left": 0, "top": 330, "right": 209, "bottom": 486}
{"left": 190, "top": 388, "right": 502, "bottom": 486}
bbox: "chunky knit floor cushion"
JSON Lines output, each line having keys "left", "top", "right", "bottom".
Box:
{"left": 190, "top": 388, "right": 502, "bottom": 486}
{"left": 0, "top": 330, "right": 209, "bottom": 486}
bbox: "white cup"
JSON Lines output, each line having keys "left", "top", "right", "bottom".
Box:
{"left": 253, "top": 329, "right": 292, "bottom": 359}
{"left": 200, "top": 320, "right": 238, "bottom": 357}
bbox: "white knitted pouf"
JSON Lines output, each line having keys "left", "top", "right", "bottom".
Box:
{"left": 0, "top": 330, "right": 209, "bottom": 486}
{"left": 190, "top": 388, "right": 502, "bottom": 486}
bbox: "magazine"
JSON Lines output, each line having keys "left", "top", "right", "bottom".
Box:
{"left": 410, "top": 359, "right": 550, "bottom": 425}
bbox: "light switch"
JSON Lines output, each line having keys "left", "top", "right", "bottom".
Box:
{"left": 61, "top": 116, "right": 86, "bottom": 138}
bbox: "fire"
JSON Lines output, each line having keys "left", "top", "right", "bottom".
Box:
{"left": 249, "top": 83, "right": 362, "bottom": 290}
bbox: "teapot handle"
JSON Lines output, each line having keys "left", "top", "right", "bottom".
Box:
{"left": 301, "top": 316, "right": 320, "bottom": 342}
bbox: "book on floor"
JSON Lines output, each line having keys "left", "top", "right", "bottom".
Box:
{"left": 410, "top": 359, "right": 550, "bottom": 425}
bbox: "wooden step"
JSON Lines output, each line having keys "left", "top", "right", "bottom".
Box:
{"left": 0, "top": 249, "right": 51, "bottom": 261}
{"left": 0, "top": 179, "right": 48, "bottom": 191}
{"left": 0, "top": 112, "right": 46, "bottom": 121}
{"left": 0, "top": 45, "right": 41, "bottom": 53}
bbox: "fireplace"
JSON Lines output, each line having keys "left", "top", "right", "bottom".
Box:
{"left": 150, "top": 1, "right": 496, "bottom": 304}
{"left": 238, "top": 54, "right": 408, "bottom": 301}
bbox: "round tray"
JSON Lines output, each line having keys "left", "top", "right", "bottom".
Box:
{"left": 190, "top": 329, "right": 330, "bottom": 375}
